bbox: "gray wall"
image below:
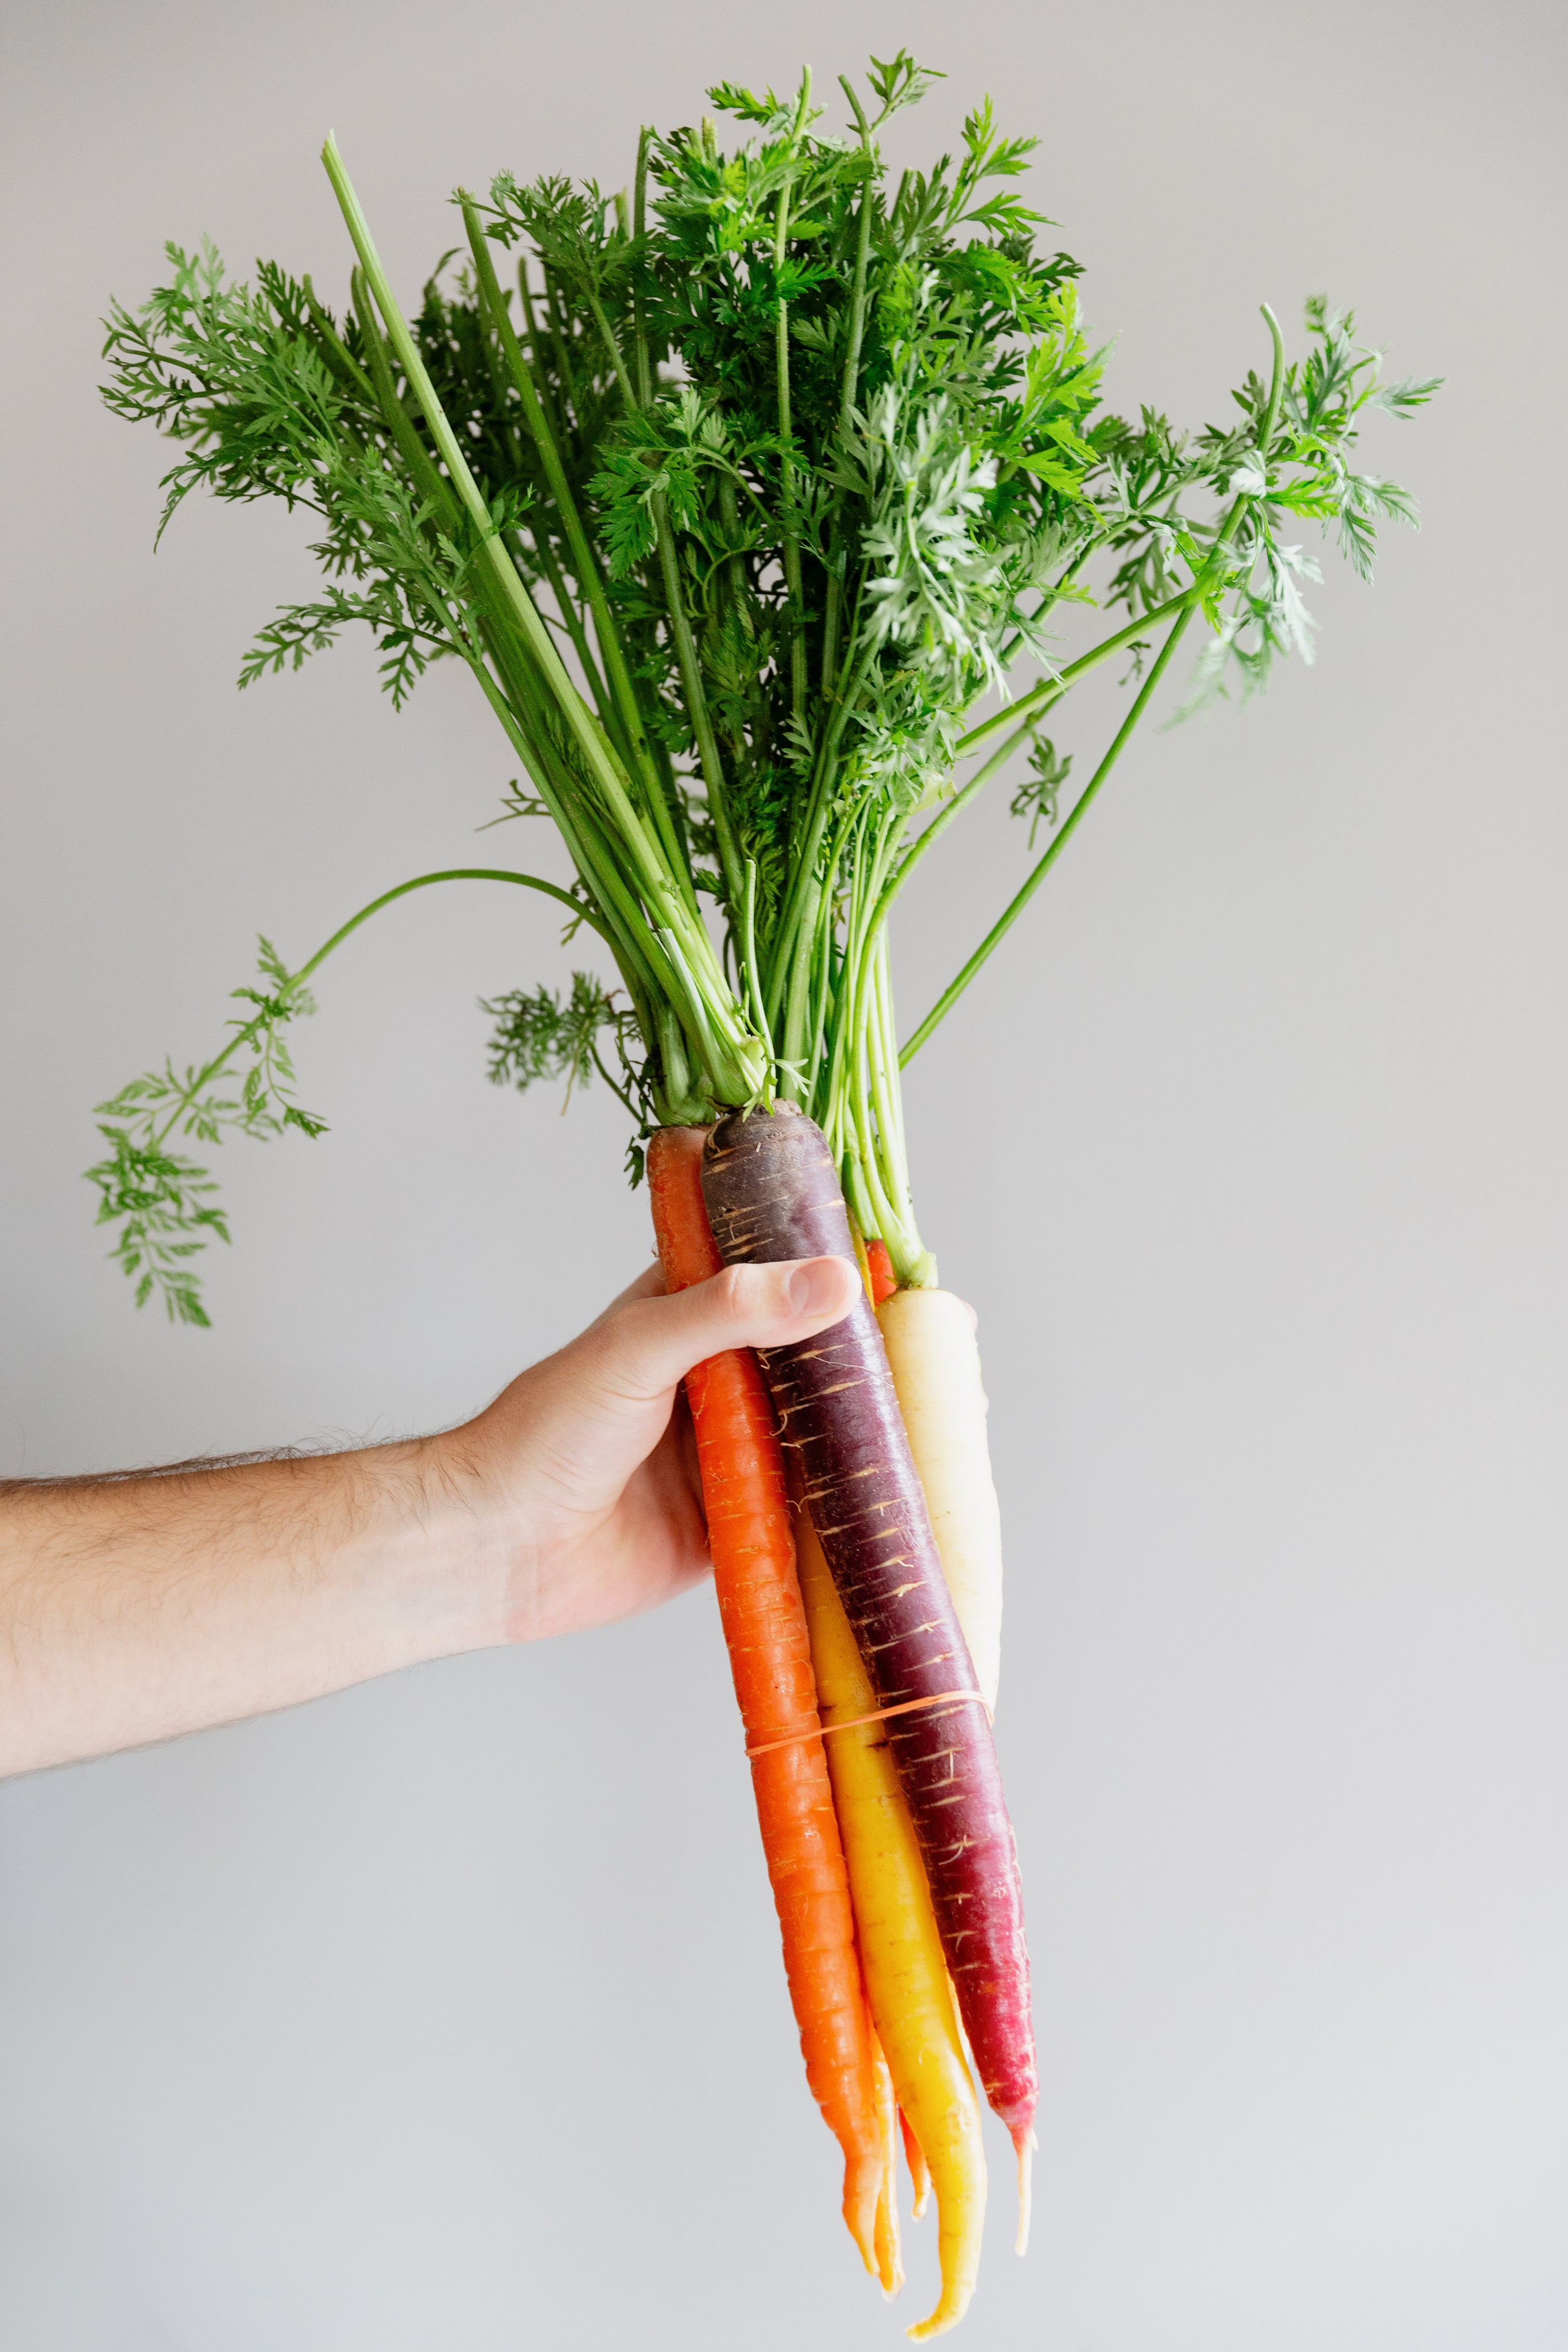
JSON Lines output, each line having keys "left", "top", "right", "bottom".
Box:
{"left": 2, "top": 0, "right": 1564, "bottom": 2344}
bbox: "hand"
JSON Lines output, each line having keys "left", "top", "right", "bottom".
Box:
{"left": 0, "top": 1253, "right": 862, "bottom": 1775}
{"left": 443, "top": 1254, "right": 862, "bottom": 1643}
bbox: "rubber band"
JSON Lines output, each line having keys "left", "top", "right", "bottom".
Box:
{"left": 745, "top": 1688, "right": 990, "bottom": 1761}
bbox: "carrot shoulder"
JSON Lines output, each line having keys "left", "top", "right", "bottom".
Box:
{"left": 646, "top": 1126, "right": 897, "bottom": 2290}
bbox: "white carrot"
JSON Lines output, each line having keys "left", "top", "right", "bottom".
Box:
{"left": 877, "top": 1288, "right": 1005, "bottom": 1712}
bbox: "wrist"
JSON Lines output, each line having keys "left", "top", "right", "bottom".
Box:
{"left": 387, "top": 1419, "right": 541, "bottom": 1654}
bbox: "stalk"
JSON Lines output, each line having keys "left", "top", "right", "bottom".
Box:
{"left": 773, "top": 72, "right": 813, "bottom": 730}
{"left": 902, "top": 305, "right": 1290, "bottom": 1063}
{"left": 323, "top": 138, "right": 763, "bottom": 1108}
{"left": 901, "top": 607, "right": 1195, "bottom": 1062}
{"left": 147, "top": 869, "right": 602, "bottom": 1158}
{"left": 819, "top": 83, "right": 876, "bottom": 698}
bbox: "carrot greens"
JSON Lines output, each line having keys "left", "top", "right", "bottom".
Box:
{"left": 92, "top": 53, "right": 1433, "bottom": 1318}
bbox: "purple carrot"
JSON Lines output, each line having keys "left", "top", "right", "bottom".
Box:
{"left": 702, "top": 1103, "right": 1037, "bottom": 2157}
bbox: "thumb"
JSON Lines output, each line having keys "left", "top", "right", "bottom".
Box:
{"left": 587, "top": 1256, "right": 862, "bottom": 1404}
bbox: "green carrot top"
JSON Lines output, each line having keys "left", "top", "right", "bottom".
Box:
{"left": 91, "top": 51, "right": 1436, "bottom": 1321}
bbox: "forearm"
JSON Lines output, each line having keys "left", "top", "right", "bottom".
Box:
{"left": 0, "top": 1254, "right": 859, "bottom": 1780}
{"left": 0, "top": 1436, "right": 515, "bottom": 1777}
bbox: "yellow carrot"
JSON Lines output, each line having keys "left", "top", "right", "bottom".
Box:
{"left": 795, "top": 1507, "right": 988, "bottom": 2339}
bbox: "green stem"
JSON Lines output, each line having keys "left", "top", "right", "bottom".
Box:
{"left": 871, "top": 710, "right": 1050, "bottom": 938}
{"left": 652, "top": 498, "right": 746, "bottom": 913}
{"left": 820, "top": 104, "right": 875, "bottom": 696}
{"left": 774, "top": 71, "right": 812, "bottom": 728}
{"left": 327, "top": 144, "right": 760, "bottom": 1100}
{"left": 900, "top": 607, "right": 1196, "bottom": 1065}
{"left": 326, "top": 145, "right": 668, "bottom": 917}
{"left": 301, "top": 278, "right": 380, "bottom": 406}
{"left": 295, "top": 868, "right": 603, "bottom": 980}
{"left": 153, "top": 868, "right": 602, "bottom": 1152}
{"left": 897, "top": 288, "right": 1283, "bottom": 1069}
{"left": 764, "top": 635, "right": 876, "bottom": 1028}
{"left": 632, "top": 127, "right": 655, "bottom": 408}
{"left": 460, "top": 204, "right": 667, "bottom": 830}
{"left": 954, "top": 587, "right": 1194, "bottom": 759}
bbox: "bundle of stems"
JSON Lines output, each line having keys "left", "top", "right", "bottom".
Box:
{"left": 88, "top": 52, "right": 1433, "bottom": 2332}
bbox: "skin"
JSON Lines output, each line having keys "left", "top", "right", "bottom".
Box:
{"left": 0, "top": 1252, "right": 860, "bottom": 1780}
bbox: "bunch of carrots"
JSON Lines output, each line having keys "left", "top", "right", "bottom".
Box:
{"left": 88, "top": 48, "right": 1430, "bottom": 2333}
{"left": 649, "top": 1115, "right": 1013, "bottom": 2331}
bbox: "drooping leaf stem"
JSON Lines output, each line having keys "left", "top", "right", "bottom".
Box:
{"left": 148, "top": 868, "right": 603, "bottom": 1157}
{"left": 899, "top": 609, "right": 1195, "bottom": 1063}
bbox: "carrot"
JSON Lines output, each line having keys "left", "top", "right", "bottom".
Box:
{"left": 877, "top": 1289, "right": 1005, "bottom": 1711}
{"left": 901, "top": 2110, "right": 932, "bottom": 2221}
{"left": 871, "top": 2037, "right": 905, "bottom": 2297}
{"left": 645, "top": 1126, "right": 897, "bottom": 2289}
{"left": 701, "top": 1107, "right": 1039, "bottom": 2186}
{"left": 795, "top": 1504, "right": 988, "bottom": 2337}
{"left": 865, "top": 1237, "right": 899, "bottom": 1307}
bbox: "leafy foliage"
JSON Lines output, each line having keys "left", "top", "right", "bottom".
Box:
{"left": 95, "top": 56, "right": 1434, "bottom": 1309}
{"left": 87, "top": 940, "right": 323, "bottom": 1320}
{"left": 481, "top": 972, "right": 638, "bottom": 1108}
{"left": 1009, "top": 737, "right": 1073, "bottom": 848}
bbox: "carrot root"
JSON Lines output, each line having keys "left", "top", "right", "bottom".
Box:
{"left": 1014, "top": 2129, "right": 1036, "bottom": 2257}
{"left": 870, "top": 2029, "right": 904, "bottom": 2293}
{"left": 900, "top": 2107, "right": 932, "bottom": 2219}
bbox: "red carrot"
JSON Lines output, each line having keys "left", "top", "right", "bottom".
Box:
{"left": 645, "top": 1126, "right": 897, "bottom": 2286}
{"left": 700, "top": 1105, "right": 1039, "bottom": 2168}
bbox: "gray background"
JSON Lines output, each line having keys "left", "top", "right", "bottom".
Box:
{"left": 2, "top": 0, "right": 1564, "bottom": 2344}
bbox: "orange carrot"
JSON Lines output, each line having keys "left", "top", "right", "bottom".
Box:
{"left": 865, "top": 1237, "right": 899, "bottom": 1306}
{"left": 646, "top": 1125, "right": 897, "bottom": 2289}
{"left": 900, "top": 2110, "right": 932, "bottom": 2220}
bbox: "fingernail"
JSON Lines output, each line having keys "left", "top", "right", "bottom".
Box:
{"left": 787, "top": 1258, "right": 850, "bottom": 1317}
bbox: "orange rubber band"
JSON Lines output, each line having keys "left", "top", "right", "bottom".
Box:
{"left": 745, "top": 1688, "right": 990, "bottom": 1761}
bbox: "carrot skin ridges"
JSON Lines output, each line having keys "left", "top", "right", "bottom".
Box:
{"left": 645, "top": 1127, "right": 893, "bottom": 2284}
{"left": 700, "top": 1105, "right": 1039, "bottom": 2150}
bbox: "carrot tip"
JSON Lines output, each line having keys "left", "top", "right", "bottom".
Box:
{"left": 1013, "top": 2128, "right": 1036, "bottom": 2257}
{"left": 899, "top": 2107, "right": 932, "bottom": 2220}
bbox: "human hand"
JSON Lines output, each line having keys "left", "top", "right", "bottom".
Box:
{"left": 440, "top": 1254, "right": 862, "bottom": 1644}
{"left": 0, "top": 1252, "right": 861, "bottom": 1775}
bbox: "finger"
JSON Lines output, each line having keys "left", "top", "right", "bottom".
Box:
{"left": 584, "top": 1256, "right": 862, "bottom": 1404}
